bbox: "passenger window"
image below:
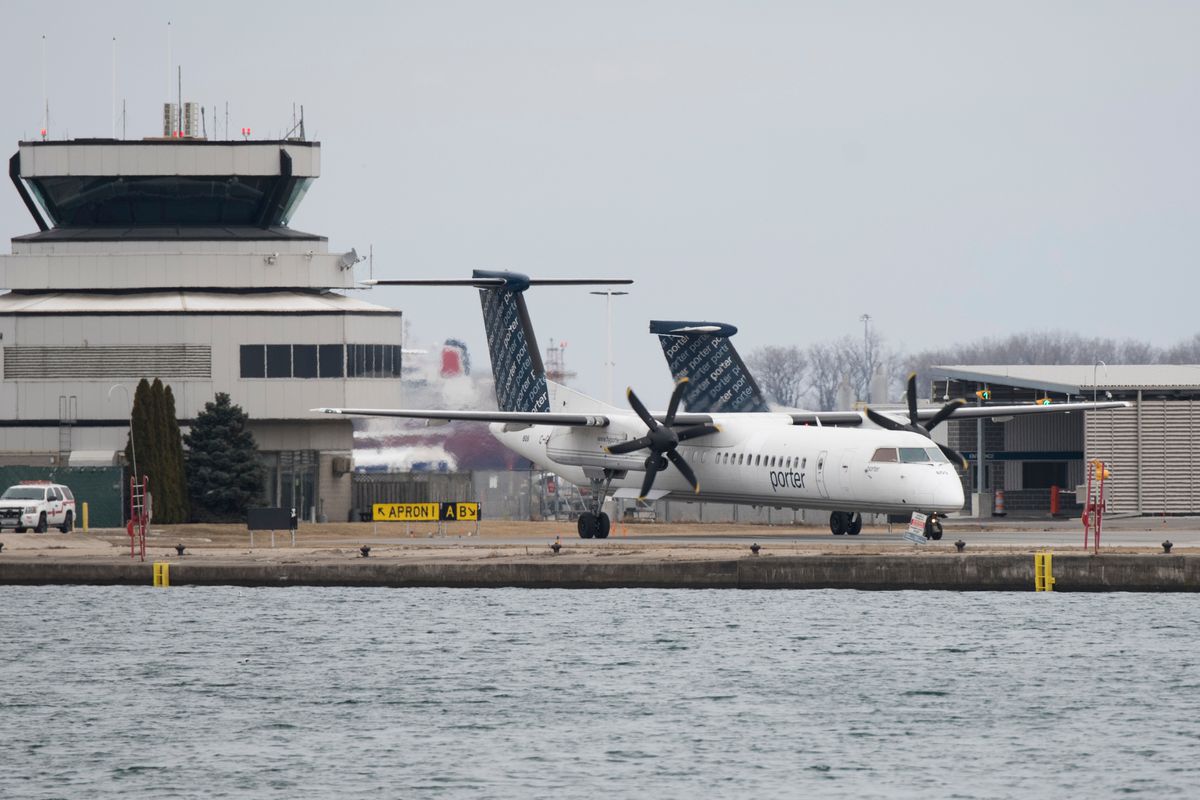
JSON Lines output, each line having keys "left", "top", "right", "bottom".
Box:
{"left": 871, "top": 448, "right": 898, "bottom": 463}
{"left": 755, "top": 455, "right": 761, "bottom": 467}
{"left": 802, "top": 458, "right": 807, "bottom": 469}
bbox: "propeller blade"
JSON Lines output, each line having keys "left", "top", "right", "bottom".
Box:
{"left": 605, "top": 436, "right": 653, "bottom": 455}
{"left": 625, "top": 387, "right": 658, "bottom": 430}
{"left": 676, "top": 423, "right": 721, "bottom": 442}
{"left": 922, "top": 399, "right": 967, "bottom": 432}
{"left": 865, "top": 407, "right": 905, "bottom": 431}
{"left": 906, "top": 373, "right": 919, "bottom": 426}
{"left": 638, "top": 460, "right": 661, "bottom": 499}
{"left": 938, "top": 443, "right": 968, "bottom": 471}
{"left": 666, "top": 449, "right": 700, "bottom": 493}
{"left": 665, "top": 377, "right": 689, "bottom": 425}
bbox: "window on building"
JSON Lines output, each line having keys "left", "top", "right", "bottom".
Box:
{"left": 1024, "top": 462, "right": 1068, "bottom": 489}
{"left": 293, "top": 345, "right": 318, "bottom": 379}
{"left": 266, "top": 345, "right": 291, "bottom": 378}
{"left": 240, "top": 345, "right": 265, "bottom": 378}
{"left": 319, "top": 344, "right": 344, "bottom": 378}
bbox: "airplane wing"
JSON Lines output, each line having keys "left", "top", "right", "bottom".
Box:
{"left": 315, "top": 407, "right": 720, "bottom": 428}
{"left": 913, "top": 400, "right": 1129, "bottom": 422}
{"left": 789, "top": 401, "right": 1129, "bottom": 428}
{"left": 314, "top": 408, "right": 612, "bottom": 427}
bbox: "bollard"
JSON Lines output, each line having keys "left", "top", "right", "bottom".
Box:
{"left": 550, "top": 540, "right": 562, "bottom": 554}
{"left": 1162, "top": 540, "right": 1173, "bottom": 554}
{"left": 750, "top": 543, "right": 761, "bottom": 555}
{"left": 955, "top": 539, "right": 966, "bottom": 552}
{"left": 360, "top": 545, "right": 371, "bottom": 558}
{"left": 82, "top": 502, "right": 89, "bottom": 532}
{"left": 175, "top": 543, "right": 186, "bottom": 556}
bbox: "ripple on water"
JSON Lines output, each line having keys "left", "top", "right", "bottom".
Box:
{"left": 1, "top": 587, "right": 1199, "bottom": 799}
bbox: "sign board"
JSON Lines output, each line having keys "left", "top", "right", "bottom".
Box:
{"left": 440, "top": 502, "right": 479, "bottom": 521}
{"left": 904, "top": 512, "right": 928, "bottom": 544}
{"left": 373, "top": 503, "right": 440, "bottom": 522}
{"left": 247, "top": 507, "right": 295, "bottom": 531}
{"left": 371, "top": 502, "right": 481, "bottom": 522}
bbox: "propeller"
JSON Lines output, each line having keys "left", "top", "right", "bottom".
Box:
{"left": 604, "top": 378, "right": 721, "bottom": 499}
{"left": 865, "top": 373, "right": 968, "bottom": 469}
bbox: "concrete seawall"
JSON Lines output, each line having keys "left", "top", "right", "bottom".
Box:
{"left": 2, "top": 554, "right": 1197, "bottom": 591}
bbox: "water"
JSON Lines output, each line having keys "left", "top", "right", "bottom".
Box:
{"left": 1, "top": 587, "right": 1198, "bottom": 799}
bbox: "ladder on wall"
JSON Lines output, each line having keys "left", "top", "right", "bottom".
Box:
{"left": 128, "top": 476, "right": 151, "bottom": 562}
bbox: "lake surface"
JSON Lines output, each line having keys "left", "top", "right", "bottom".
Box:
{"left": 2, "top": 587, "right": 1198, "bottom": 798}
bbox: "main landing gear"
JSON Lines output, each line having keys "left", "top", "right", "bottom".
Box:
{"left": 829, "top": 511, "right": 862, "bottom": 536}
{"left": 577, "top": 470, "right": 618, "bottom": 539}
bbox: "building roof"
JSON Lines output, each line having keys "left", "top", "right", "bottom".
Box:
{"left": 0, "top": 290, "right": 400, "bottom": 315}
{"left": 934, "top": 364, "right": 1200, "bottom": 393}
{"left": 12, "top": 226, "right": 326, "bottom": 243}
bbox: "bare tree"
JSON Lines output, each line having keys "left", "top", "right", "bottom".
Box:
{"left": 1161, "top": 334, "right": 1200, "bottom": 364}
{"left": 746, "top": 345, "right": 807, "bottom": 407}
{"left": 806, "top": 339, "right": 850, "bottom": 411}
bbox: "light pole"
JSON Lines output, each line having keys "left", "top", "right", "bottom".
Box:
{"left": 108, "top": 383, "right": 137, "bottom": 483}
{"left": 859, "top": 313, "right": 872, "bottom": 404}
{"left": 1093, "top": 360, "right": 1108, "bottom": 403}
{"left": 590, "top": 290, "right": 629, "bottom": 405}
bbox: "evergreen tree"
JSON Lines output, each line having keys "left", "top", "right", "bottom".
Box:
{"left": 147, "top": 379, "right": 170, "bottom": 519}
{"left": 184, "top": 392, "right": 263, "bottom": 522}
{"left": 162, "top": 385, "right": 190, "bottom": 522}
{"left": 123, "top": 379, "right": 155, "bottom": 515}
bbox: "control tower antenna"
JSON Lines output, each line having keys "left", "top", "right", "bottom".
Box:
{"left": 40, "top": 34, "right": 48, "bottom": 139}
{"left": 165, "top": 22, "right": 171, "bottom": 116}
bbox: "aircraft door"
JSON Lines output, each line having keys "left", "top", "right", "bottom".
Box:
{"left": 815, "top": 450, "right": 829, "bottom": 499}
{"left": 839, "top": 450, "right": 857, "bottom": 495}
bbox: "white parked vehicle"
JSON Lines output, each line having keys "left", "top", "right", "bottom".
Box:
{"left": 0, "top": 482, "right": 77, "bottom": 533}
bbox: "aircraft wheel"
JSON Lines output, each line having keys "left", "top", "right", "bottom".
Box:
{"left": 594, "top": 513, "right": 611, "bottom": 539}
{"left": 577, "top": 513, "right": 595, "bottom": 539}
{"left": 829, "top": 512, "right": 846, "bottom": 535}
{"left": 924, "top": 516, "right": 944, "bottom": 541}
{"left": 847, "top": 512, "right": 862, "bottom": 536}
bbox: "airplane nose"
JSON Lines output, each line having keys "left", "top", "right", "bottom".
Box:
{"left": 933, "top": 471, "right": 965, "bottom": 510}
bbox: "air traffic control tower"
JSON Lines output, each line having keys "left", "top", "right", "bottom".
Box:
{"left": 0, "top": 130, "right": 402, "bottom": 522}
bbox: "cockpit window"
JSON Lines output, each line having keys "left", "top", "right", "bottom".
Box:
{"left": 899, "top": 447, "right": 931, "bottom": 463}
{"left": 871, "top": 448, "right": 898, "bottom": 463}
{"left": 926, "top": 447, "right": 950, "bottom": 463}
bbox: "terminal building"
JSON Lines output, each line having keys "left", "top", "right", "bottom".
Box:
{"left": 0, "top": 127, "right": 402, "bottom": 522}
{"left": 933, "top": 365, "right": 1200, "bottom": 516}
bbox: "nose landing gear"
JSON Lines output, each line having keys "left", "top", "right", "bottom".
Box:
{"left": 924, "top": 513, "right": 944, "bottom": 540}
{"left": 829, "top": 511, "right": 862, "bottom": 536}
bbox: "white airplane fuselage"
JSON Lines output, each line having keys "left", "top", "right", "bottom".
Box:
{"left": 493, "top": 414, "right": 965, "bottom": 515}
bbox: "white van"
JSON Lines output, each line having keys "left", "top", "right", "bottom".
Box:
{"left": 0, "top": 482, "right": 77, "bottom": 533}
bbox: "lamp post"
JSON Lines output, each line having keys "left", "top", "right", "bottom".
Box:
{"left": 859, "top": 313, "right": 872, "bottom": 404}
{"left": 590, "top": 290, "right": 629, "bottom": 405}
{"left": 1093, "top": 360, "right": 1108, "bottom": 403}
{"left": 107, "top": 383, "right": 137, "bottom": 482}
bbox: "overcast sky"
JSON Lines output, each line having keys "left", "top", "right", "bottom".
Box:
{"left": 3, "top": 1, "right": 1197, "bottom": 406}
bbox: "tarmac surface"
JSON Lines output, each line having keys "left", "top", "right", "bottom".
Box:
{"left": 1, "top": 514, "right": 1195, "bottom": 566}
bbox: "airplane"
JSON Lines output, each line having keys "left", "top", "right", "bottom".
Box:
{"left": 317, "top": 271, "right": 1128, "bottom": 540}
{"left": 649, "top": 318, "right": 1138, "bottom": 534}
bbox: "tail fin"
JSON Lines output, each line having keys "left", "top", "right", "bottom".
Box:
{"left": 650, "top": 320, "right": 770, "bottom": 413}
{"left": 365, "top": 271, "right": 631, "bottom": 413}
{"left": 476, "top": 270, "right": 550, "bottom": 412}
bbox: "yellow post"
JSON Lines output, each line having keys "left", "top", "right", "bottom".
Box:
{"left": 153, "top": 562, "right": 170, "bottom": 588}
{"left": 1034, "top": 552, "right": 1055, "bottom": 592}
{"left": 82, "top": 501, "right": 89, "bottom": 532}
